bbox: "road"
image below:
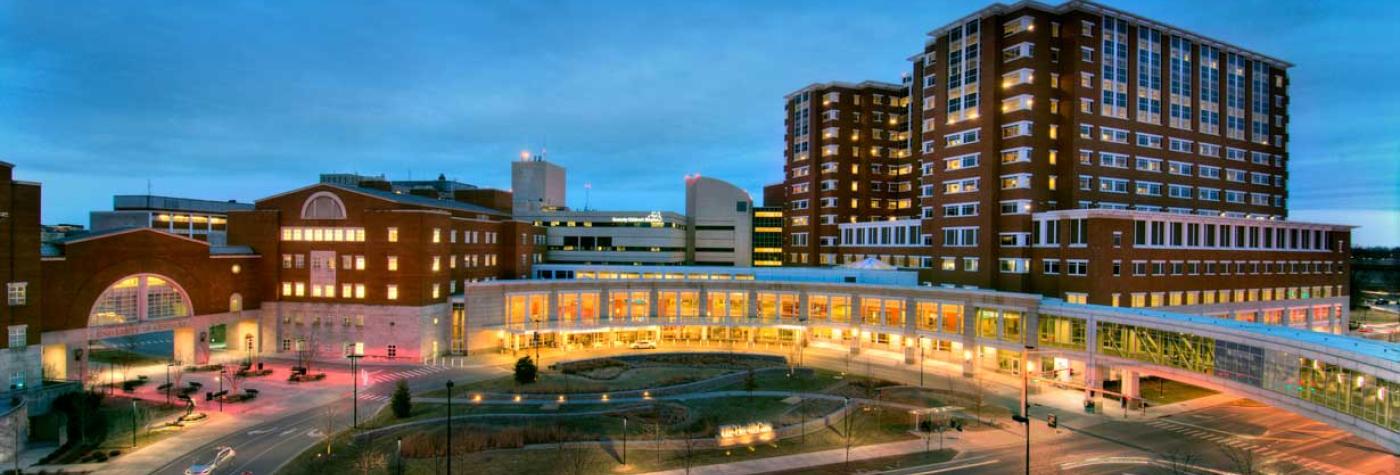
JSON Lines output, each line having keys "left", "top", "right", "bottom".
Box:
{"left": 130, "top": 345, "right": 1394, "bottom": 475}
{"left": 147, "top": 360, "right": 509, "bottom": 475}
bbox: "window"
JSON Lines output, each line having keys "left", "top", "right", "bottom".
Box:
{"left": 1000, "top": 173, "right": 1031, "bottom": 190}
{"left": 1099, "top": 127, "right": 1129, "bottom": 143}
{"left": 1001, "top": 94, "right": 1033, "bottom": 113}
{"left": 1168, "top": 138, "right": 1192, "bottom": 153}
{"left": 1066, "top": 260, "right": 1088, "bottom": 276}
{"left": 999, "top": 258, "right": 1030, "bottom": 274}
{"left": 1002, "top": 42, "right": 1034, "bottom": 62}
{"left": 1000, "top": 147, "right": 1031, "bottom": 164}
{"left": 386, "top": 285, "right": 399, "bottom": 300}
{"left": 89, "top": 275, "right": 191, "bottom": 326}
{"left": 1168, "top": 161, "right": 1193, "bottom": 176}
{"left": 387, "top": 227, "right": 399, "bottom": 242}
{"left": 943, "top": 202, "right": 978, "bottom": 217}
{"left": 6, "top": 282, "right": 25, "bottom": 306}
{"left": 1042, "top": 259, "right": 1061, "bottom": 274}
{"left": 943, "top": 178, "right": 979, "bottom": 194}
{"left": 7, "top": 325, "right": 25, "bottom": 348}
{"left": 1099, "top": 152, "right": 1128, "bottom": 168}
{"left": 1001, "top": 200, "right": 1031, "bottom": 214}
{"left": 1168, "top": 184, "right": 1192, "bottom": 199}
{"left": 1199, "top": 165, "right": 1221, "bottom": 179}
{"left": 944, "top": 129, "right": 979, "bottom": 147}
{"left": 1000, "top": 121, "right": 1032, "bottom": 138}
{"left": 944, "top": 153, "right": 979, "bottom": 170}
{"left": 387, "top": 256, "right": 399, "bottom": 271}
{"left": 1099, "top": 177, "right": 1128, "bottom": 193}
{"left": 943, "top": 227, "right": 979, "bottom": 247}
{"left": 963, "top": 257, "right": 979, "bottom": 272}
{"left": 1135, "top": 133, "right": 1162, "bottom": 149}
{"left": 1002, "top": 68, "right": 1034, "bottom": 88}
{"left": 1003, "top": 15, "right": 1033, "bottom": 36}
{"left": 1135, "top": 157, "right": 1163, "bottom": 172}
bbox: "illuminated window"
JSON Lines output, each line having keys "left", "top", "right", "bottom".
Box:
{"left": 387, "top": 227, "right": 399, "bottom": 242}
{"left": 387, "top": 256, "right": 399, "bottom": 272}
{"left": 387, "top": 285, "right": 399, "bottom": 300}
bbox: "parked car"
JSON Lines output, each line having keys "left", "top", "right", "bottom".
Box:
{"left": 629, "top": 340, "right": 657, "bottom": 349}
{"left": 185, "top": 446, "right": 236, "bottom": 475}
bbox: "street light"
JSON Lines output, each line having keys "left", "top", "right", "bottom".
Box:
{"left": 844, "top": 396, "right": 852, "bottom": 466}
{"left": 622, "top": 416, "right": 629, "bottom": 466}
{"left": 348, "top": 352, "right": 364, "bottom": 430}
{"left": 217, "top": 367, "right": 225, "bottom": 413}
{"left": 396, "top": 436, "right": 403, "bottom": 475}
{"left": 165, "top": 362, "right": 175, "bottom": 407}
{"left": 445, "top": 380, "right": 454, "bottom": 475}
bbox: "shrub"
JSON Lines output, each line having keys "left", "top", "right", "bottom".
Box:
{"left": 391, "top": 380, "right": 412, "bottom": 418}
{"left": 514, "top": 356, "right": 538, "bottom": 385}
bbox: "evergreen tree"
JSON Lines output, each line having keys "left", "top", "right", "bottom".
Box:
{"left": 391, "top": 379, "right": 412, "bottom": 418}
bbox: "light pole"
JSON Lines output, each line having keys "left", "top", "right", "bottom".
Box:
{"left": 446, "top": 380, "right": 454, "bottom": 475}
{"left": 843, "top": 396, "right": 852, "bottom": 466}
{"left": 919, "top": 344, "right": 925, "bottom": 388}
{"left": 165, "top": 362, "right": 174, "bottom": 407}
{"left": 348, "top": 353, "right": 363, "bottom": 429}
{"left": 1011, "top": 346, "right": 1033, "bottom": 475}
{"left": 621, "top": 416, "right": 629, "bottom": 466}
{"left": 217, "top": 368, "right": 225, "bottom": 413}
{"left": 130, "top": 399, "right": 138, "bottom": 448}
{"left": 396, "top": 436, "right": 403, "bottom": 475}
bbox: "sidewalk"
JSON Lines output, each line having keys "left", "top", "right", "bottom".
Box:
{"left": 639, "top": 426, "right": 1024, "bottom": 475}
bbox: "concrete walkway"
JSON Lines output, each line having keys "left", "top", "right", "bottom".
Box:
{"left": 638, "top": 427, "right": 1024, "bottom": 475}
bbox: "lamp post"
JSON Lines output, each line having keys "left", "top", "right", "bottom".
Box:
{"left": 843, "top": 396, "right": 852, "bottom": 466}
{"left": 396, "top": 436, "right": 403, "bottom": 475}
{"left": 130, "top": 399, "right": 138, "bottom": 448}
{"left": 348, "top": 353, "right": 363, "bottom": 429}
{"left": 165, "top": 362, "right": 174, "bottom": 407}
{"left": 445, "top": 380, "right": 454, "bottom": 475}
{"left": 919, "top": 344, "right": 925, "bottom": 388}
{"left": 217, "top": 368, "right": 225, "bottom": 413}
{"left": 622, "top": 416, "right": 628, "bottom": 466}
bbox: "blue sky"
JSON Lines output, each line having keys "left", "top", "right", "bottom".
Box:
{"left": 2, "top": 0, "right": 1397, "bottom": 245}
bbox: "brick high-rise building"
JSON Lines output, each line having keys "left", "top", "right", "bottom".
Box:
{"left": 782, "top": 81, "right": 914, "bottom": 266}
{"left": 910, "top": 0, "right": 1294, "bottom": 290}
{"left": 785, "top": 1, "right": 1352, "bottom": 329}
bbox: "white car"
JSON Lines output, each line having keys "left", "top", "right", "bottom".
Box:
{"left": 185, "top": 446, "right": 236, "bottom": 475}
{"left": 629, "top": 340, "right": 657, "bottom": 349}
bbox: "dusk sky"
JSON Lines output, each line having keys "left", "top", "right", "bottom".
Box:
{"left": 3, "top": 0, "right": 1397, "bottom": 245}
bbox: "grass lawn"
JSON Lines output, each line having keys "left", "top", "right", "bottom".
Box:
{"left": 423, "top": 366, "right": 736, "bottom": 397}
{"left": 1136, "top": 377, "right": 1219, "bottom": 405}
{"left": 281, "top": 404, "right": 924, "bottom": 475}
{"left": 714, "top": 367, "right": 844, "bottom": 393}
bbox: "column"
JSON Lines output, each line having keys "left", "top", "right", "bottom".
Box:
{"left": 1122, "top": 370, "right": 1141, "bottom": 409}
{"left": 903, "top": 297, "right": 916, "bottom": 365}
{"left": 173, "top": 327, "right": 197, "bottom": 365}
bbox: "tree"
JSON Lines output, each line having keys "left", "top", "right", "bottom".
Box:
{"left": 353, "top": 448, "right": 387, "bottom": 475}
{"left": 1218, "top": 444, "right": 1260, "bottom": 475}
{"left": 1157, "top": 448, "right": 1200, "bottom": 474}
{"left": 391, "top": 379, "right": 412, "bottom": 418}
{"left": 322, "top": 406, "right": 338, "bottom": 456}
{"left": 744, "top": 367, "right": 757, "bottom": 392}
{"left": 514, "top": 356, "right": 538, "bottom": 385}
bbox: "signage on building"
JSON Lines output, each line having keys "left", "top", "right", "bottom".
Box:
{"left": 610, "top": 211, "right": 664, "bottom": 224}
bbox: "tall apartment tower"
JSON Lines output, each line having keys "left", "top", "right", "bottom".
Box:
{"left": 782, "top": 81, "right": 913, "bottom": 266}
{"left": 911, "top": 0, "right": 1292, "bottom": 290}
{"left": 511, "top": 154, "right": 566, "bottom": 215}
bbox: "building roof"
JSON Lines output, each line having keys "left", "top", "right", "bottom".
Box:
{"left": 113, "top": 195, "right": 254, "bottom": 213}
{"left": 256, "top": 183, "right": 509, "bottom": 218}
{"left": 210, "top": 245, "right": 258, "bottom": 256}
{"left": 785, "top": 80, "right": 906, "bottom": 100}
{"left": 839, "top": 257, "right": 899, "bottom": 271}
{"left": 1034, "top": 208, "right": 1357, "bottom": 230}
{"left": 918, "top": 0, "right": 1291, "bottom": 68}
{"left": 42, "top": 227, "right": 247, "bottom": 258}
{"left": 342, "top": 183, "right": 506, "bottom": 217}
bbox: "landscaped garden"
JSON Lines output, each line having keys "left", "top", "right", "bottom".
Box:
{"left": 282, "top": 352, "right": 974, "bottom": 475}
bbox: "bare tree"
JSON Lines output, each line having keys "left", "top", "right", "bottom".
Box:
{"left": 1157, "top": 448, "right": 1200, "bottom": 474}
{"left": 1218, "top": 444, "right": 1260, "bottom": 475}
{"left": 352, "top": 448, "right": 387, "bottom": 475}
{"left": 322, "top": 406, "right": 339, "bottom": 456}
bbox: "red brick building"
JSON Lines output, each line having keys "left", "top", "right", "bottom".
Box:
{"left": 779, "top": 0, "right": 1354, "bottom": 331}
{"left": 229, "top": 183, "right": 542, "bottom": 360}
{"left": 781, "top": 81, "right": 913, "bottom": 266}
{"left": 2, "top": 162, "right": 43, "bottom": 392}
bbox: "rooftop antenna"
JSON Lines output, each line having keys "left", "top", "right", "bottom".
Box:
{"left": 584, "top": 183, "right": 591, "bottom": 211}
